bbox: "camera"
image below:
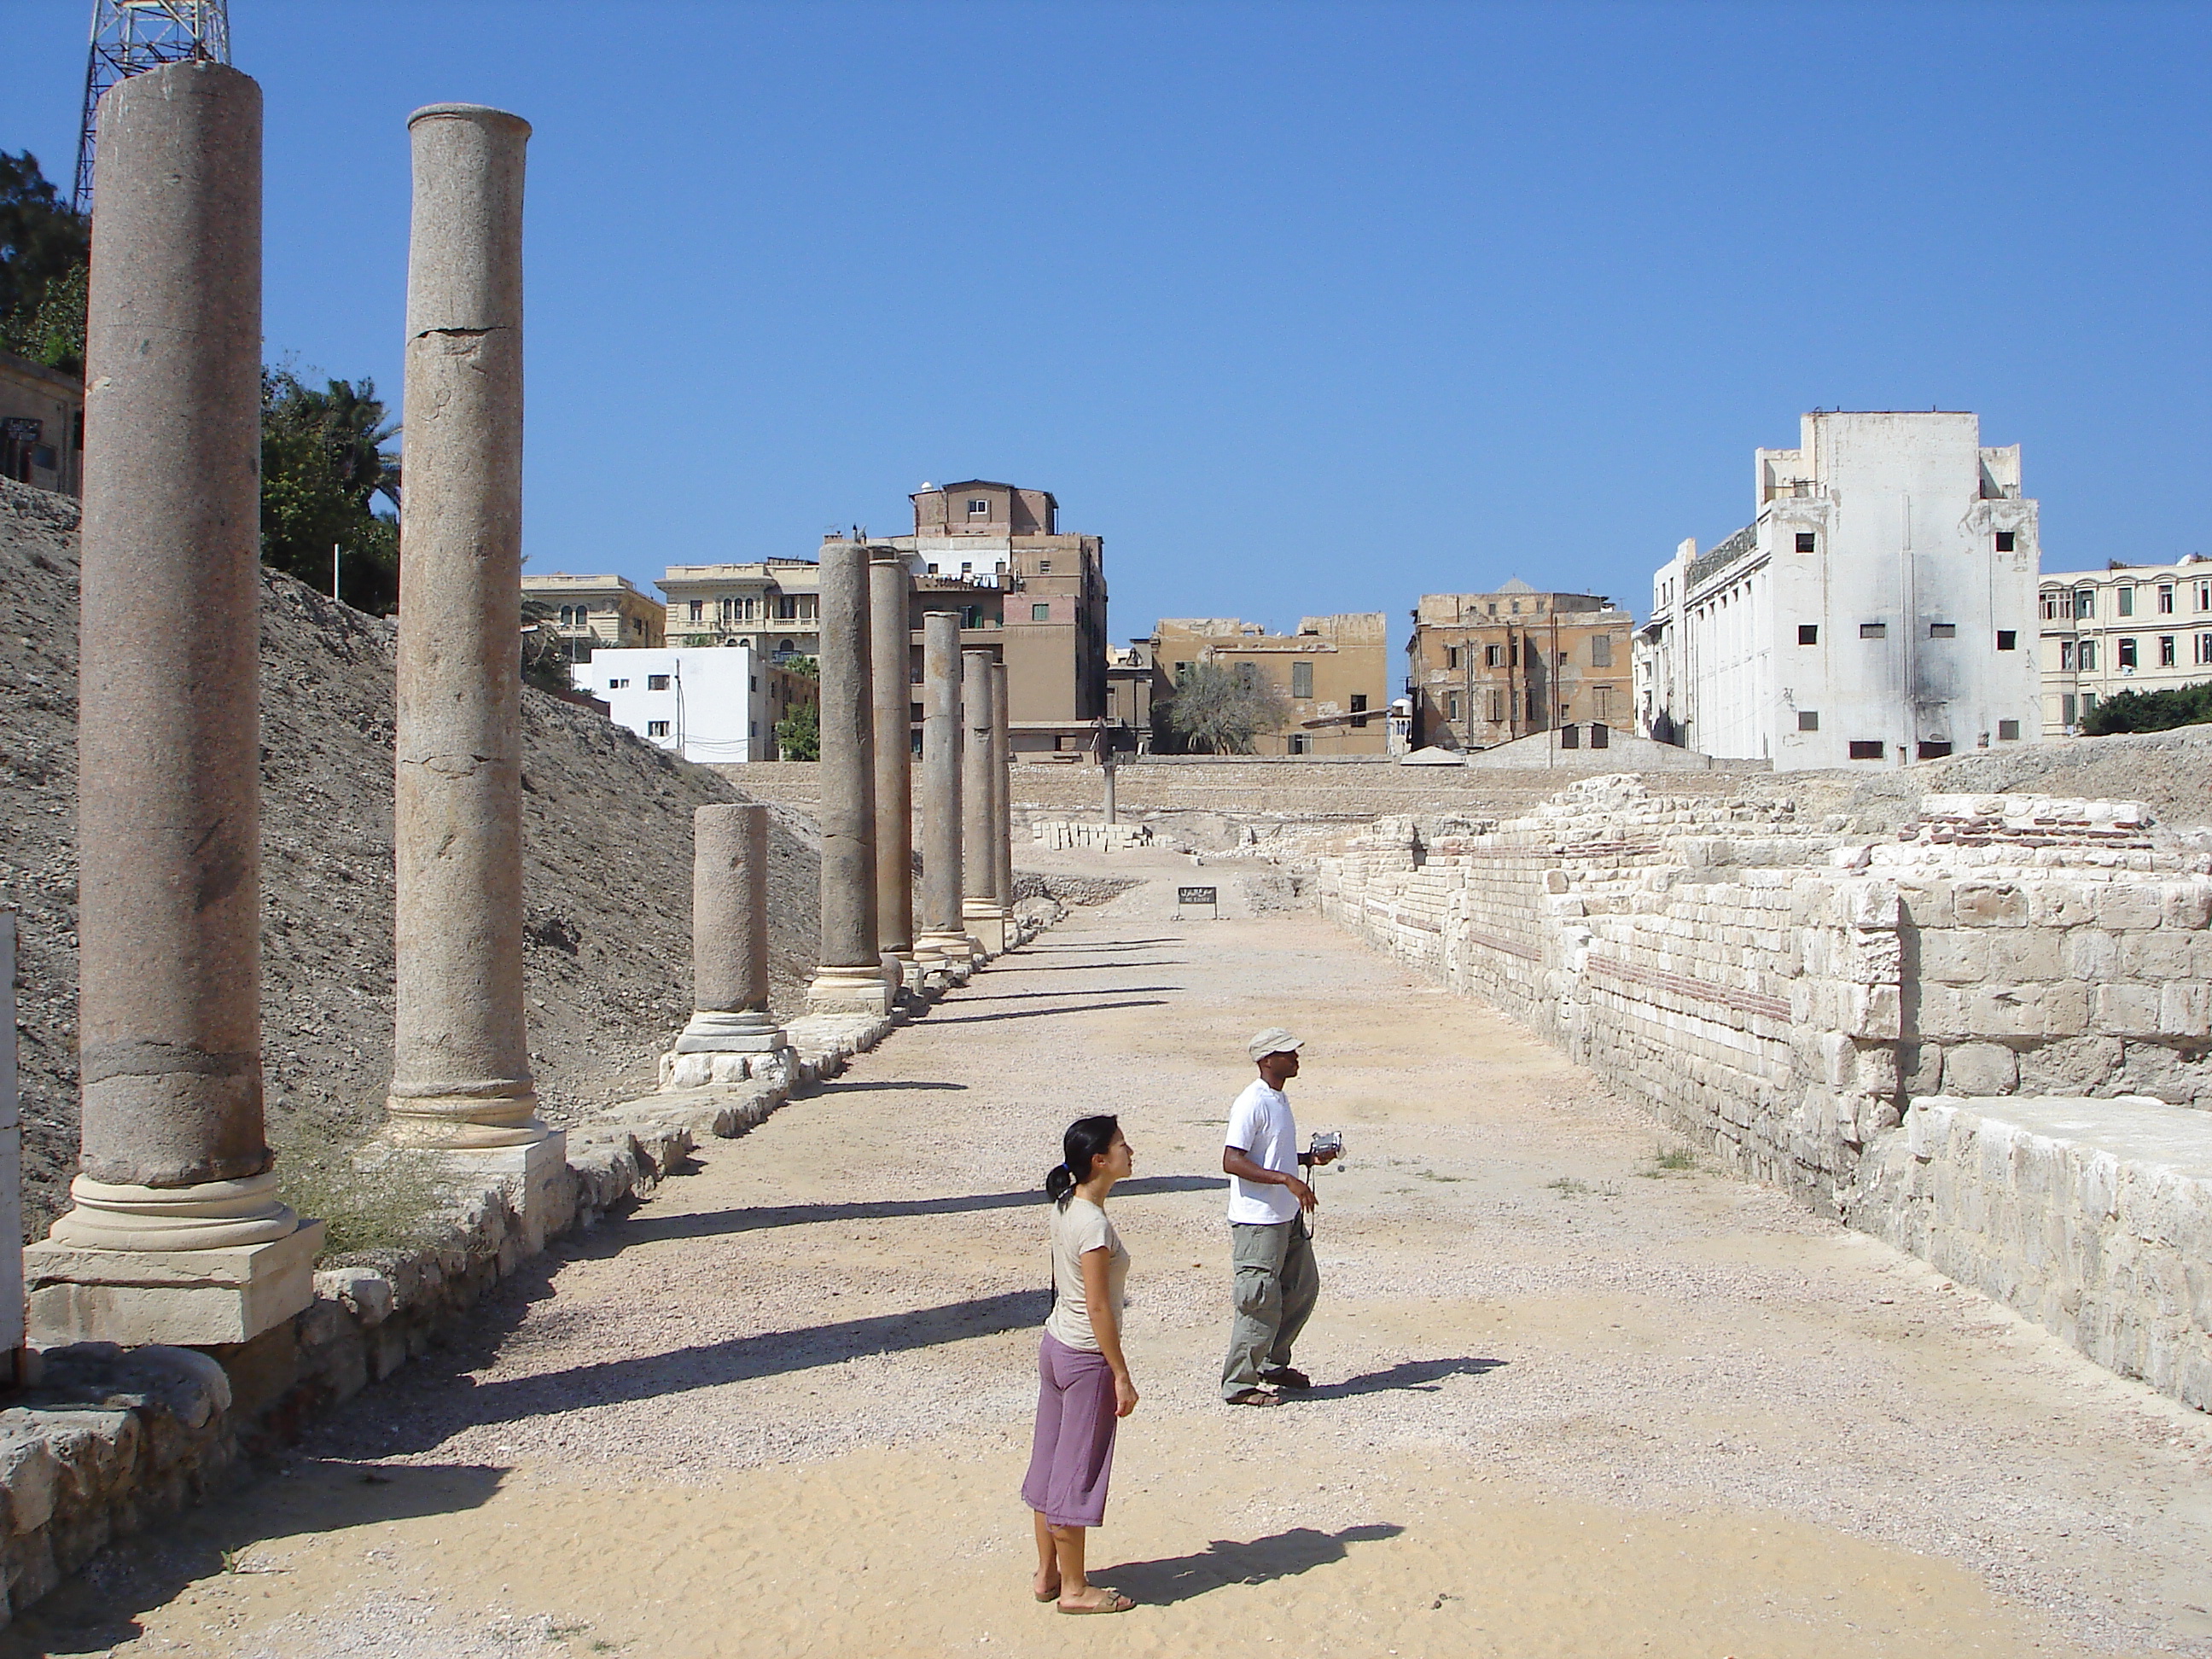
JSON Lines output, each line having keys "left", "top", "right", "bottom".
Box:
{"left": 1309, "top": 1130, "right": 1344, "bottom": 1161}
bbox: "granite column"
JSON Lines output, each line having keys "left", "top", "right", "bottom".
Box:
{"left": 992, "top": 658, "right": 1016, "bottom": 936}
{"left": 914, "top": 614, "right": 973, "bottom": 969}
{"left": 960, "top": 650, "right": 1007, "bottom": 955}
{"left": 808, "top": 540, "right": 894, "bottom": 1014}
{"left": 663, "top": 805, "right": 787, "bottom": 1086}
{"left": 868, "top": 549, "right": 919, "bottom": 981}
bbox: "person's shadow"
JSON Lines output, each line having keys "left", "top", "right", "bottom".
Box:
{"left": 1294, "top": 1356, "right": 1505, "bottom": 1400}
{"left": 1105, "top": 1523, "right": 1404, "bottom": 1605}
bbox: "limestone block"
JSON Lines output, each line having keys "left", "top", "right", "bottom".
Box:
{"left": 1818, "top": 1031, "right": 1855, "bottom": 1088}
{"left": 2093, "top": 983, "right": 2163, "bottom": 1039}
{"left": 2097, "top": 884, "right": 2163, "bottom": 931}
{"left": 24, "top": 1222, "right": 323, "bottom": 1347}
{"left": 2064, "top": 929, "right": 2120, "bottom": 981}
{"left": 2029, "top": 882, "right": 2098, "bottom": 928}
{"left": 314, "top": 1267, "right": 395, "bottom": 1326}
{"left": 1845, "top": 983, "right": 1901, "bottom": 1040}
{"left": 1955, "top": 883, "right": 2028, "bottom": 928}
{"left": 2122, "top": 930, "right": 2197, "bottom": 981}
{"left": 1916, "top": 929, "right": 1986, "bottom": 985}
{"left": 2161, "top": 981, "right": 2211, "bottom": 1039}
{"left": 2163, "top": 881, "right": 2212, "bottom": 930}
{"left": 1985, "top": 929, "right": 2064, "bottom": 982}
{"left": 1846, "top": 928, "right": 1902, "bottom": 985}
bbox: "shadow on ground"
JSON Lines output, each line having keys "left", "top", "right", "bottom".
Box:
{"left": 927, "top": 999, "right": 1170, "bottom": 1026}
{"left": 1295, "top": 1357, "right": 1505, "bottom": 1400}
{"left": 1104, "top": 1523, "right": 1406, "bottom": 1606}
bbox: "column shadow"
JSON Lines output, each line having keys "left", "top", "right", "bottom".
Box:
{"left": 603, "top": 1174, "right": 1227, "bottom": 1246}
{"left": 1103, "top": 1523, "right": 1405, "bottom": 1606}
{"left": 927, "top": 998, "right": 1168, "bottom": 1026}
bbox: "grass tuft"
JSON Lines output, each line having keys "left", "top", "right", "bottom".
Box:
{"left": 274, "top": 1144, "right": 461, "bottom": 1263}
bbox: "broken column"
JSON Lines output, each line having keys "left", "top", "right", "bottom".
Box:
{"left": 808, "top": 539, "right": 894, "bottom": 1016}
{"left": 25, "top": 62, "right": 322, "bottom": 1347}
{"left": 869, "top": 548, "right": 920, "bottom": 984}
{"left": 663, "top": 804, "right": 788, "bottom": 1088}
{"left": 962, "top": 650, "right": 1008, "bottom": 955}
{"left": 915, "top": 613, "right": 975, "bottom": 971}
{"left": 992, "top": 658, "right": 1017, "bottom": 941}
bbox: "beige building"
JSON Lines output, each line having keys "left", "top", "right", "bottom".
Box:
{"left": 1, "top": 349, "right": 83, "bottom": 497}
{"left": 1410, "top": 581, "right": 1632, "bottom": 751}
{"left": 2037, "top": 556, "right": 2212, "bottom": 731}
{"left": 658, "top": 557, "right": 824, "bottom": 661}
{"left": 1150, "top": 614, "right": 1390, "bottom": 754}
{"left": 519, "top": 572, "right": 665, "bottom": 660}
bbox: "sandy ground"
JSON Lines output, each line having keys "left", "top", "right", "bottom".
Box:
{"left": 12, "top": 849, "right": 2212, "bottom": 1658}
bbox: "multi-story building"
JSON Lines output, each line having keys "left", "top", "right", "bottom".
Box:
{"left": 657, "top": 557, "right": 824, "bottom": 661}
{"left": 1150, "top": 614, "right": 1390, "bottom": 754}
{"left": 1406, "top": 583, "right": 1631, "bottom": 751}
{"left": 573, "top": 643, "right": 810, "bottom": 764}
{"left": 2036, "top": 556, "right": 2212, "bottom": 731}
{"left": 1105, "top": 640, "right": 1155, "bottom": 753}
{"left": 1636, "top": 410, "right": 2040, "bottom": 771}
{"left": 518, "top": 572, "right": 665, "bottom": 661}
{"left": 1, "top": 348, "right": 83, "bottom": 497}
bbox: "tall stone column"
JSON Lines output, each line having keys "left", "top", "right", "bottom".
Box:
{"left": 961, "top": 650, "right": 1008, "bottom": 955}
{"left": 869, "top": 549, "right": 919, "bottom": 978}
{"left": 915, "top": 614, "right": 974, "bottom": 969}
{"left": 663, "top": 805, "right": 787, "bottom": 1087}
{"left": 26, "top": 62, "right": 321, "bottom": 1347}
{"left": 386, "top": 106, "right": 550, "bottom": 1172}
{"left": 808, "top": 541, "right": 894, "bottom": 1015}
{"left": 992, "top": 659, "right": 1016, "bottom": 934}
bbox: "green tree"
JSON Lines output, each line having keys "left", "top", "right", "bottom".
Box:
{"left": 520, "top": 600, "right": 573, "bottom": 696}
{"left": 1163, "top": 660, "right": 1290, "bottom": 754}
{"left": 2079, "top": 680, "right": 2212, "bottom": 736}
{"left": 260, "top": 367, "right": 403, "bottom": 613}
{"left": 0, "top": 151, "right": 89, "bottom": 374}
{"left": 774, "top": 700, "right": 820, "bottom": 761}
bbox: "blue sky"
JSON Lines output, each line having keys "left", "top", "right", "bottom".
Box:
{"left": 6, "top": 1, "right": 2207, "bottom": 640}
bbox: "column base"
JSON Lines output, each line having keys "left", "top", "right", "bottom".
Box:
{"left": 672, "top": 1008, "right": 788, "bottom": 1054}
{"left": 383, "top": 1080, "right": 547, "bottom": 1150}
{"left": 807, "top": 963, "right": 894, "bottom": 1017}
{"left": 963, "top": 899, "right": 1009, "bottom": 957}
{"left": 458, "top": 1132, "right": 574, "bottom": 1254}
{"left": 660, "top": 1046, "right": 795, "bottom": 1092}
{"left": 26, "top": 1221, "right": 323, "bottom": 1348}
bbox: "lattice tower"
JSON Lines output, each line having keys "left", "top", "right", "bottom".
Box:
{"left": 72, "top": 1, "right": 233, "bottom": 214}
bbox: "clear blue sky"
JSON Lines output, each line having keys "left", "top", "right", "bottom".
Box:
{"left": 7, "top": 2, "right": 2207, "bottom": 641}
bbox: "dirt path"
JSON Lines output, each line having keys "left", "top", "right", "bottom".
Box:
{"left": 12, "top": 853, "right": 2210, "bottom": 1657}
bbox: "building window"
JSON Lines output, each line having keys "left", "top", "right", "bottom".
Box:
{"left": 1848, "top": 740, "right": 1885, "bottom": 760}
{"left": 1350, "top": 692, "right": 1369, "bottom": 727}
{"left": 1038, "top": 560, "right": 1051, "bottom": 574}
{"left": 2060, "top": 641, "right": 2075, "bottom": 672}
{"left": 1292, "top": 661, "right": 1313, "bottom": 698}
{"left": 2040, "top": 591, "right": 2064, "bottom": 621}
{"left": 1446, "top": 646, "right": 1460, "bottom": 670}
{"left": 1997, "top": 630, "right": 2017, "bottom": 650}
{"left": 607, "top": 678, "right": 629, "bottom": 690}
{"left": 2160, "top": 635, "right": 2177, "bottom": 667}
{"left": 1175, "top": 661, "right": 1193, "bottom": 685}
{"left": 1030, "top": 603, "right": 1051, "bottom": 621}
{"left": 2078, "top": 639, "right": 2098, "bottom": 671}
{"left": 648, "top": 674, "right": 671, "bottom": 690}
{"left": 967, "top": 498, "right": 989, "bottom": 516}
{"left": 647, "top": 720, "right": 670, "bottom": 736}
{"left": 2159, "top": 585, "right": 2175, "bottom": 614}
{"left": 2119, "top": 587, "right": 2136, "bottom": 617}
{"left": 1525, "top": 689, "right": 1539, "bottom": 719}
{"left": 1447, "top": 692, "right": 1461, "bottom": 721}
{"left": 2082, "top": 691, "right": 2098, "bottom": 713}
{"left": 1286, "top": 733, "right": 1308, "bottom": 754}
{"left": 1591, "top": 634, "right": 1612, "bottom": 667}
{"left": 688, "top": 600, "right": 703, "bottom": 621}
{"left": 2075, "top": 589, "right": 2095, "bottom": 620}
{"left": 1860, "top": 623, "right": 1887, "bottom": 639}
{"left": 574, "top": 605, "right": 591, "bottom": 626}
{"left": 2062, "top": 694, "right": 2077, "bottom": 725}
{"left": 1918, "top": 741, "right": 1953, "bottom": 760}
{"left": 1488, "top": 690, "right": 1505, "bottom": 722}
{"left": 2198, "top": 632, "right": 2212, "bottom": 666}
{"left": 1511, "top": 600, "right": 1522, "bottom": 615}
{"left": 2118, "top": 637, "right": 2139, "bottom": 669}
{"left": 2198, "top": 583, "right": 2211, "bottom": 612}
{"left": 1560, "top": 725, "right": 1580, "bottom": 749}
{"left": 1484, "top": 643, "right": 1500, "bottom": 667}
{"left": 1797, "top": 711, "right": 1819, "bottom": 731}
{"left": 1236, "top": 662, "right": 1258, "bottom": 691}
{"left": 1995, "top": 531, "right": 2016, "bottom": 552}
{"left": 1998, "top": 719, "right": 2020, "bottom": 741}
{"left": 1589, "top": 723, "right": 1609, "bottom": 749}
{"left": 1798, "top": 625, "right": 1819, "bottom": 645}
{"left": 1795, "top": 532, "right": 1817, "bottom": 553}
{"left": 1930, "top": 622, "right": 1956, "bottom": 638}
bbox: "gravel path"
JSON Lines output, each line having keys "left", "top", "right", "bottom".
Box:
{"left": 12, "top": 852, "right": 2210, "bottom": 1657}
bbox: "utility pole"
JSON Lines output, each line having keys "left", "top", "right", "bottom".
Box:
{"left": 331, "top": 541, "right": 341, "bottom": 602}
{"left": 73, "top": 2, "right": 233, "bottom": 215}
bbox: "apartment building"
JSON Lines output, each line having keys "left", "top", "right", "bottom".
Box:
{"left": 573, "top": 643, "right": 810, "bottom": 764}
{"left": 2036, "top": 556, "right": 2212, "bottom": 731}
{"left": 1105, "top": 640, "right": 1155, "bottom": 753}
{"left": 1407, "top": 583, "right": 1631, "bottom": 751}
{"left": 518, "top": 572, "right": 666, "bottom": 661}
{"left": 1, "top": 349, "right": 83, "bottom": 497}
{"left": 1150, "top": 614, "right": 1390, "bottom": 754}
{"left": 658, "top": 557, "right": 824, "bottom": 660}
{"left": 1636, "top": 410, "right": 2040, "bottom": 771}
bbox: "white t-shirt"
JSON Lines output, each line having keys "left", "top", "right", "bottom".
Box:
{"left": 1044, "top": 1196, "right": 1129, "bottom": 1353}
{"left": 1225, "top": 1079, "right": 1301, "bottom": 1225}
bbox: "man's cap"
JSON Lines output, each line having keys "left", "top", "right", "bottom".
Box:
{"left": 1248, "top": 1027, "right": 1305, "bottom": 1062}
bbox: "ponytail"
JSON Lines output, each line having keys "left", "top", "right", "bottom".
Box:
{"left": 1044, "top": 1162, "right": 1076, "bottom": 1205}
{"left": 1045, "top": 1115, "right": 1121, "bottom": 1208}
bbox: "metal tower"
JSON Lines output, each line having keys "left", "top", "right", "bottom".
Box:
{"left": 71, "top": 1, "right": 232, "bottom": 214}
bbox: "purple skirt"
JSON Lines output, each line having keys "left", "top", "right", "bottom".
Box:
{"left": 1021, "top": 1333, "right": 1120, "bottom": 1528}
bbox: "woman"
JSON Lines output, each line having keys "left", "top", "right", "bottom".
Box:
{"left": 1022, "top": 1114, "right": 1138, "bottom": 1615}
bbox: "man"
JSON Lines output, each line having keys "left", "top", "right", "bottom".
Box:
{"left": 1220, "top": 1027, "right": 1339, "bottom": 1406}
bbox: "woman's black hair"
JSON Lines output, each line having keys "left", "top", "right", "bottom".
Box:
{"left": 1044, "top": 1115, "right": 1121, "bottom": 1208}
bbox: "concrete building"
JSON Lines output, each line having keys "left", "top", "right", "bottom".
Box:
{"left": 658, "top": 557, "right": 824, "bottom": 661}
{"left": 575, "top": 644, "right": 810, "bottom": 764}
{"left": 0, "top": 349, "right": 84, "bottom": 497}
{"left": 1151, "top": 614, "right": 1391, "bottom": 754}
{"left": 1636, "top": 411, "right": 2040, "bottom": 771}
{"left": 2036, "top": 556, "right": 2212, "bottom": 731}
{"left": 1407, "top": 583, "right": 1632, "bottom": 751}
{"left": 1105, "top": 639, "right": 1155, "bottom": 754}
{"left": 519, "top": 572, "right": 665, "bottom": 661}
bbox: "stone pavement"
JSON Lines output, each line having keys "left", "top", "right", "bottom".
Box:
{"left": 9, "top": 853, "right": 2210, "bottom": 1657}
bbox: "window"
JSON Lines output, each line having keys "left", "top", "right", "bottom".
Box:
{"left": 2159, "top": 585, "right": 2175, "bottom": 614}
{"left": 1795, "top": 532, "right": 1817, "bottom": 553}
{"left": 1589, "top": 723, "right": 1609, "bottom": 749}
{"left": 2119, "top": 637, "right": 2139, "bottom": 669}
{"left": 1291, "top": 661, "right": 1313, "bottom": 698}
{"left": 1487, "top": 690, "right": 1505, "bottom": 721}
{"left": 1797, "top": 711, "right": 1820, "bottom": 732}
{"left": 1929, "top": 622, "right": 1956, "bottom": 638}
{"left": 2119, "top": 587, "right": 2136, "bottom": 617}
{"left": 1174, "top": 661, "right": 1193, "bottom": 685}
{"left": 1997, "top": 630, "right": 2017, "bottom": 651}
{"left": 648, "top": 674, "right": 671, "bottom": 690}
{"left": 1510, "top": 638, "right": 1520, "bottom": 667}
{"left": 1484, "top": 643, "right": 1501, "bottom": 667}
{"left": 1447, "top": 692, "right": 1462, "bottom": 721}
{"left": 2061, "top": 641, "right": 2075, "bottom": 672}
{"left": 607, "top": 678, "right": 630, "bottom": 690}
{"left": 1511, "top": 600, "right": 1522, "bottom": 614}
{"left": 2198, "top": 583, "right": 2211, "bottom": 612}
{"left": 2082, "top": 691, "right": 2098, "bottom": 713}
{"left": 1286, "top": 733, "right": 1308, "bottom": 754}
{"left": 574, "top": 605, "right": 591, "bottom": 625}
{"left": 688, "top": 599, "right": 703, "bottom": 621}
{"left": 1848, "top": 740, "right": 1885, "bottom": 760}
{"left": 1446, "top": 646, "right": 1460, "bottom": 670}
{"left": 1236, "top": 662, "right": 1258, "bottom": 691}
{"left": 1860, "top": 622, "right": 1887, "bottom": 639}
{"left": 631, "top": 617, "right": 645, "bottom": 636}
{"left": 2160, "top": 636, "right": 2177, "bottom": 667}
{"left": 1995, "top": 531, "right": 2016, "bottom": 552}
{"left": 1486, "top": 602, "right": 1498, "bottom": 616}
{"left": 1350, "top": 692, "right": 1369, "bottom": 727}
{"left": 2075, "top": 590, "right": 2096, "bottom": 619}
{"left": 1998, "top": 719, "right": 2020, "bottom": 741}
{"left": 1798, "top": 625, "right": 1819, "bottom": 645}
{"left": 2078, "top": 639, "right": 2098, "bottom": 671}
{"left": 646, "top": 720, "right": 671, "bottom": 737}
{"left": 2198, "top": 633, "right": 2212, "bottom": 666}
{"left": 2062, "top": 694, "right": 2077, "bottom": 725}
{"left": 1557, "top": 650, "right": 1569, "bottom": 667}
{"left": 967, "top": 498, "right": 989, "bottom": 516}
{"left": 1525, "top": 689, "right": 1539, "bottom": 719}
{"left": 1039, "top": 560, "right": 1051, "bottom": 574}
{"left": 1918, "top": 741, "right": 1953, "bottom": 760}
{"left": 1560, "top": 725, "right": 1580, "bottom": 749}
{"left": 1030, "top": 603, "right": 1051, "bottom": 621}
{"left": 1591, "top": 634, "right": 1612, "bottom": 667}
{"left": 2041, "top": 591, "right": 2064, "bottom": 621}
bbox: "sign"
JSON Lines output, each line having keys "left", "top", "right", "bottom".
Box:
{"left": 1178, "top": 887, "right": 1218, "bottom": 906}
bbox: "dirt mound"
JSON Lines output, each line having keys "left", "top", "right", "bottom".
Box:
{"left": 0, "top": 478, "right": 820, "bottom": 1239}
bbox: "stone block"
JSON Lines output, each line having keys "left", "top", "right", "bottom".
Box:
{"left": 1956, "top": 883, "right": 2028, "bottom": 927}
{"left": 1916, "top": 930, "right": 1986, "bottom": 985}
{"left": 1846, "top": 983, "right": 1901, "bottom": 1040}
{"left": 2064, "top": 929, "right": 2121, "bottom": 981}
{"left": 2029, "top": 882, "right": 2098, "bottom": 928}
{"left": 1944, "top": 1042, "right": 2019, "bottom": 1096}
{"left": 2093, "top": 983, "right": 2163, "bottom": 1038}
{"left": 24, "top": 1223, "right": 323, "bottom": 1348}
{"left": 2121, "top": 931, "right": 2195, "bottom": 981}
{"left": 2163, "top": 881, "right": 2212, "bottom": 930}
{"left": 2160, "top": 981, "right": 2211, "bottom": 1039}
{"left": 2097, "top": 884, "right": 2163, "bottom": 931}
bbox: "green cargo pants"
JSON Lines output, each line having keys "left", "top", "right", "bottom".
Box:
{"left": 1220, "top": 1215, "right": 1318, "bottom": 1400}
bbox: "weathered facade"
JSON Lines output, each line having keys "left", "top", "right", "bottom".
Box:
{"left": 2037, "top": 556, "right": 2212, "bottom": 731}
{"left": 0, "top": 349, "right": 83, "bottom": 498}
{"left": 1407, "top": 582, "right": 1632, "bottom": 751}
{"left": 1151, "top": 614, "right": 1390, "bottom": 754}
{"left": 519, "top": 571, "right": 665, "bottom": 658}
{"left": 658, "top": 556, "right": 823, "bottom": 659}
{"left": 1637, "top": 411, "right": 2041, "bottom": 771}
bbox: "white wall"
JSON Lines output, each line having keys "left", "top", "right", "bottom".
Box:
{"left": 580, "top": 645, "right": 771, "bottom": 764}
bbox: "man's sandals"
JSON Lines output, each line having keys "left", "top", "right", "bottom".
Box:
{"left": 1057, "top": 1588, "right": 1136, "bottom": 1615}
{"left": 1261, "top": 1366, "right": 1312, "bottom": 1390}
{"left": 1225, "top": 1387, "right": 1282, "bottom": 1406}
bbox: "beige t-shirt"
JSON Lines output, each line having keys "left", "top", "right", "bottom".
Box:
{"left": 1044, "top": 1196, "right": 1129, "bottom": 1353}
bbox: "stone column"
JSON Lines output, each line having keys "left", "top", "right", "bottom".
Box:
{"left": 1103, "top": 747, "right": 1118, "bottom": 826}
{"left": 808, "top": 540, "right": 894, "bottom": 1015}
{"left": 992, "top": 659, "right": 1016, "bottom": 937}
{"left": 385, "top": 106, "right": 552, "bottom": 1177}
{"left": 25, "top": 62, "right": 321, "bottom": 1348}
{"left": 961, "top": 650, "right": 1008, "bottom": 955}
{"left": 664, "top": 805, "right": 787, "bottom": 1087}
{"left": 869, "top": 549, "right": 919, "bottom": 980}
{"left": 915, "top": 614, "right": 974, "bottom": 970}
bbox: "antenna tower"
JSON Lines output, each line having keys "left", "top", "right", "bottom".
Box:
{"left": 72, "top": 1, "right": 232, "bottom": 215}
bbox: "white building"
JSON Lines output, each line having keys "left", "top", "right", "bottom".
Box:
{"left": 1636, "top": 411, "right": 2041, "bottom": 771}
{"left": 577, "top": 644, "right": 783, "bottom": 764}
{"left": 2035, "top": 556, "right": 2212, "bottom": 732}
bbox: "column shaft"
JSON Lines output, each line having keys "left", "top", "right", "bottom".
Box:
{"left": 676, "top": 804, "right": 783, "bottom": 1052}
{"left": 808, "top": 541, "right": 891, "bottom": 1013}
{"left": 992, "top": 659, "right": 1016, "bottom": 917}
{"left": 961, "top": 650, "right": 1006, "bottom": 952}
{"left": 916, "top": 614, "right": 968, "bottom": 960}
{"left": 868, "top": 550, "right": 915, "bottom": 964}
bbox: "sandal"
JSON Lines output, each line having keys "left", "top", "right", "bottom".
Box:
{"left": 1058, "top": 1588, "right": 1135, "bottom": 1615}
{"left": 1261, "top": 1367, "right": 1312, "bottom": 1390}
{"left": 1225, "top": 1387, "right": 1281, "bottom": 1407}
{"left": 1033, "top": 1582, "right": 1060, "bottom": 1604}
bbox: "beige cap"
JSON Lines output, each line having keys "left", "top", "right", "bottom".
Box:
{"left": 1248, "top": 1027, "right": 1305, "bottom": 1062}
